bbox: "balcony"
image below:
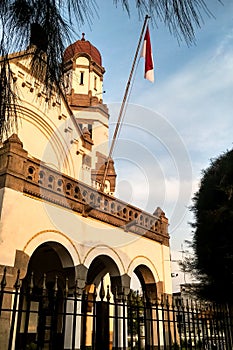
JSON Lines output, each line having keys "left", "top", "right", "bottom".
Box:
{"left": 0, "top": 134, "right": 169, "bottom": 246}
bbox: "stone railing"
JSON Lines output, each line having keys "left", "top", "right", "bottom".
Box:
{"left": 0, "top": 134, "right": 169, "bottom": 246}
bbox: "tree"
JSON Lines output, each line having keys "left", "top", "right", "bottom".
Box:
{"left": 186, "top": 150, "right": 233, "bottom": 304}
{"left": 0, "top": 0, "right": 221, "bottom": 141}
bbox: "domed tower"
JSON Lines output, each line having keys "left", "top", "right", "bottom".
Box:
{"left": 63, "top": 33, "right": 105, "bottom": 107}
{"left": 63, "top": 33, "right": 116, "bottom": 194}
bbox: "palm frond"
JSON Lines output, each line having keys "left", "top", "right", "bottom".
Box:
{"left": 0, "top": 55, "right": 18, "bottom": 142}
{"left": 0, "top": 0, "right": 221, "bottom": 141}
{"left": 115, "top": 0, "right": 219, "bottom": 44}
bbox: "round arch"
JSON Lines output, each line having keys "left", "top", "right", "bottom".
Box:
{"left": 26, "top": 241, "right": 76, "bottom": 290}
{"left": 86, "top": 253, "right": 126, "bottom": 297}
{"left": 23, "top": 229, "right": 81, "bottom": 268}
{"left": 127, "top": 255, "right": 160, "bottom": 282}
{"left": 87, "top": 255, "right": 120, "bottom": 284}
{"left": 16, "top": 104, "right": 76, "bottom": 178}
{"left": 87, "top": 255, "right": 122, "bottom": 290}
{"left": 16, "top": 241, "right": 76, "bottom": 349}
{"left": 83, "top": 245, "right": 125, "bottom": 277}
{"left": 127, "top": 256, "right": 162, "bottom": 299}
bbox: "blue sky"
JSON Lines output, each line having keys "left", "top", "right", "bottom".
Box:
{"left": 76, "top": 0, "right": 233, "bottom": 290}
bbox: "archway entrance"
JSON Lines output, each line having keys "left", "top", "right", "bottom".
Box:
{"left": 15, "top": 242, "right": 75, "bottom": 350}
{"left": 86, "top": 254, "right": 122, "bottom": 294}
{"left": 133, "top": 264, "right": 158, "bottom": 300}
{"left": 129, "top": 264, "right": 158, "bottom": 349}
{"left": 83, "top": 255, "right": 123, "bottom": 350}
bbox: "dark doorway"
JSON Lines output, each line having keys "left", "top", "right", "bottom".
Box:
{"left": 15, "top": 242, "right": 75, "bottom": 350}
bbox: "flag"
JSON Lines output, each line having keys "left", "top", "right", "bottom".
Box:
{"left": 141, "top": 26, "right": 154, "bottom": 82}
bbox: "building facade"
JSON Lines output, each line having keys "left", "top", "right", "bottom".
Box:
{"left": 0, "top": 34, "right": 172, "bottom": 349}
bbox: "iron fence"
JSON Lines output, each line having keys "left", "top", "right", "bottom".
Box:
{"left": 0, "top": 268, "right": 233, "bottom": 350}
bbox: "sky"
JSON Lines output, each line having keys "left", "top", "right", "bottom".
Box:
{"left": 75, "top": 0, "right": 233, "bottom": 291}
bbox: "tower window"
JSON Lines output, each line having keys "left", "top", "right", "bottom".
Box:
{"left": 88, "top": 124, "right": 92, "bottom": 139}
{"left": 94, "top": 76, "right": 97, "bottom": 90}
{"left": 80, "top": 71, "right": 84, "bottom": 85}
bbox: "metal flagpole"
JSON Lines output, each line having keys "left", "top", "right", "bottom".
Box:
{"left": 100, "top": 15, "right": 150, "bottom": 192}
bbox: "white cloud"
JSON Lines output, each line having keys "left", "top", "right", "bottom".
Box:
{"left": 135, "top": 30, "right": 233, "bottom": 178}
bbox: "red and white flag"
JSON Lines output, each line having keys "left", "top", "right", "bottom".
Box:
{"left": 141, "top": 26, "right": 154, "bottom": 82}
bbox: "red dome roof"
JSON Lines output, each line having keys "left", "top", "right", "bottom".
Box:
{"left": 64, "top": 33, "right": 102, "bottom": 66}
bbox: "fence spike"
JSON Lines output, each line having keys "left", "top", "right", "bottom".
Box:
{"left": 107, "top": 285, "right": 111, "bottom": 301}
{"left": 166, "top": 294, "right": 170, "bottom": 307}
{"left": 136, "top": 290, "right": 141, "bottom": 304}
{"left": 1, "top": 267, "right": 7, "bottom": 290}
{"left": 93, "top": 284, "right": 97, "bottom": 299}
{"left": 99, "top": 277, "right": 105, "bottom": 301}
{"left": 83, "top": 284, "right": 88, "bottom": 297}
{"left": 114, "top": 286, "right": 118, "bottom": 301}
{"left": 190, "top": 299, "right": 194, "bottom": 311}
{"left": 160, "top": 293, "right": 164, "bottom": 306}
{"left": 181, "top": 297, "right": 184, "bottom": 308}
{"left": 14, "top": 269, "right": 21, "bottom": 290}
{"left": 64, "top": 277, "right": 69, "bottom": 297}
{"left": 171, "top": 296, "right": 175, "bottom": 308}
{"left": 54, "top": 275, "right": 58, "bottom": 296}
{"left": 142, "top": 290, "right": 147, "bottom": 304}
{"left": 147, "top": 290, "right": 152, "bottom": 304}
{"left": 127, "top": 290, "right": 132, "bottom": 303}
{"left": 122, "top": 287, "right": 127, "bottom": 302}
{"left": 29, "top": 272, "right": 34, "bottom": 294}
{"left": 74, "top": 280, "right": 78, "bottom": 297}
{"left": 42, "top": 273, "right": 47, "bottom": 296}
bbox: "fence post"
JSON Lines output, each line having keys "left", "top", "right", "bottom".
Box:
{"left": 62, "top": 277, "right": 69, "bottom": 350}
{"left": 96, "top": 278, "right": 109, "bottom": 350}
{"left": 91, "top": 285, "right": 97, "bottom": 350}
{"left": 0, "top": 267, "right": 7, "bottom": 316}
{"left": 8, "top": 270, "right": 21, "bottom": 350}
{"left": 20, "top": 272, "right": 34, "bottom": 349}
{"left": 62, "top": 278, "right": 85, "bottom": 350}
{"left": 50, "top": 275, "right": 59, "bottom": 349}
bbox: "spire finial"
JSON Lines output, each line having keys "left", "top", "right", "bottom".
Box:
{"left": 81, "top": 32, "right": 85, "bottom": 41}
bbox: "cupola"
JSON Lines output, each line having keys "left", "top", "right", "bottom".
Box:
{"left": 64, "top": 33, "right": 102, "bottom": 66}
{"left": 63, "top": 33, "right": 105, "bottom": 108}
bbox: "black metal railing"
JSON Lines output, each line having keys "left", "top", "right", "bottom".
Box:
{"left": 0, "top": 269, "right": 233, "bottom": 350}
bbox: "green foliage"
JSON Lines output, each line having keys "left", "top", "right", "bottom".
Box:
{"left": 190, "top": 149, "right": 233, "bottom": 303}
{"left": 26, "top": 343, "right": 37, "bottom": 350}
{"left": 127, "top": 290, "right": 144, "bottom": 336}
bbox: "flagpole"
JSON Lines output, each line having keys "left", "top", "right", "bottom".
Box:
{"left": 100, "top": 15, "right": 150, "bottom": 192}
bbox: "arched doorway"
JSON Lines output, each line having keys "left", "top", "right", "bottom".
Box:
{"left": 83, "top": 255, "right": 124, "bottom": 350}
{"left": 15, "top": 242, "right": 75, "bottom": 350}
{"left": 129, "top": 264, "right": 158, "bottom": 350}
{"left": 86, "top": 254, "right": 122, "bottom": 294}
{"left": 133, "top": 264, "right": 158, "bottom": 300}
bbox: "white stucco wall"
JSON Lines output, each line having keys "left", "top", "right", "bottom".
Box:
{"left": 0, "top": 187, "right": 172, "bottom": 295}
{"left": 0, "top": 52, "right": 172, "bottom": 297}
{"left": 8, "top": 59, "right": 97, "bottom": 183}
